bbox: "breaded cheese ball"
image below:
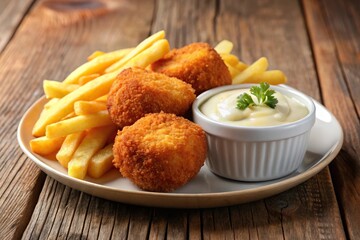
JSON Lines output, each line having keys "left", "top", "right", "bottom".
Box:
{"left": 112, "top": 112, "right": 207, "bottom": 192}
{"left": 151, "top": 42, "right": 232, "bottom": 95}
{"left": 107, "top": 67, "right": 196, "bottom": 128}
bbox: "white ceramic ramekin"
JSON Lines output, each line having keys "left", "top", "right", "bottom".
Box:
{"left": 192, "top": 84, "right": 316, "bottom": 181}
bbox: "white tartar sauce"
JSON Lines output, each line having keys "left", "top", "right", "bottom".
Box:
{"left": 200, "top": 89, "right": 308, "bottom": 126}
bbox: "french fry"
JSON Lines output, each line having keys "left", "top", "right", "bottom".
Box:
{"left": 121, "top": 39, "right": 170, "bottom": 69}
{"left": 234, "top": 61, "right": 248, "bottom": 72}
{"left": 78, "top": 74, "right": 100, "bottom": 85}
{"left": 32, "top": 36, "right": 170, "bottom": 137}
{"left": 43, "top": 80, "right": 79, "bottom": 98}
{"left": 87, "top": 51, "right": 105, "bottom": 61}
{"left": 220, "top": 53, "right": 248, "bottom": 77}
{"left": 95, "top": 95, "right": 108, "bottom": 102}
{"left": 45, "top": 111, "right": 113, "bottom": 138}
{"left": 33, "top": 72, "right": 117, "bottom": 137}
{"left": 232, "top": 57, "right": 269, "bottom": 84}
{"left": 87, "top": 143, "right": 114, "bottom": 178}
{"left": 74, "top": 101, "right": 107, "bottom": 115}
{"left": 105, "top": 30, "right": 166, "bottom": 73}
{"left": 68, "top": 126, "right": 115, "bottom": 179}
{"left": 63, "top": 47, "right": 133, "bottom": 84}
{"left": 35, "top": 99, "right": 60, "bottom": 130}
{"left": 44, "top": 98, "right": 60, "bottom": 109}
{"left": 214, "top": 40, "right": 233, "bottom": 54}
{"left": 62, "top": 112, "right": 76, "bottom": 120}
{"left": 225, "top": 62, "right": 241, "bottom": 78}
{"left": 30, "top": 136, "right": 65, "bottom": 155}
{"left": 56, "top": 131, "right": 86, "bottom": 168}
{"left": 220, "top": 53, "right": 240, "bottom": 67}
{"left": 244, "top": 70, "right": 287, "bottom": 84}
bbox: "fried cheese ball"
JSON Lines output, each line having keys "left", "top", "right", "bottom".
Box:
{"left": 107, "top": 67, "right": 196, "bottom": 128}
{"left": 113, "top": 112, "right": 207, "bottom": 192}
{"left": 151, "top": 42, "right": 232, "bottom": 95}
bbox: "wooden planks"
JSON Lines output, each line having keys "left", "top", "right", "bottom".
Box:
{"left": 153, "top": 0, "right": 217, "bottom": 47}
{"left": 0, "top": 1, "right": 42, "bottom": 236}
{"left": 22, "top": 176, "right": 345, "bottom": 239}
{"left": 302, "top": 0, "right": 360, "bottom": 239}
{"left": 215, "top": 0, "right": 345, "bottom": 238}
{"left": 0, "top": 0, "right": 155, "bottom": 238}
{"left": 0, "top": 0, "right": 35, "bottom": 52}
{"left": 0, "top": 0, "right": 358, "bottom": 239}
{"left": 216, "top": 0, "right": 320, "bottom": 96}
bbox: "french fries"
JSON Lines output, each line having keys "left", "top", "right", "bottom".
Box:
{"left": 78, "top": 73, "right": 100, "bottom": 85}
{"left": 32, "top": 36, "right": 170, "bottom": 137}
{"left": 104, "top": 30, "right": 165, "bottom": 73}
{"left": 87, "top": 143, "right": 114, "bottom": 178}
{"left": 30, "top": 31, "right": 171, "bottom": 179}
{"left": 30, "top": 32, "right": 289, "bottom": 181}
{"left": 225, "top": 62, "right": 241, "bottom": 78}
{"left": 243, "top": 70, "right": 287, "bottom": 84}
{"left": 44, "top": 98, "right": 59, "bottom": 109}
{"left": 234, "top": 61, "right": 248, "bottom": 72}
{"left": 56, "top": 131, "right": 86, "bottom": 168}
{"left": 232, "top": 57, "right": 269, "bottom": 84}
{"left": 214, "top": 40, "right": 233, "bottom": 54}
{"left": 63, "top": 47, "right": 133, "bottom": 84}
{"left": 214, "top": 41, "right": 287, "bottom": 85}
{"left": 95, "top": 95, "right": 108, "bottom": 102}
{"left": 43, "top": 80, "right": 79, "bottom": 98}
{"left": 45, "top": 111, "right": 113, "bottom": 138}
{"left": 87, "top": 51, "right": 105, "bottom": 61}
{"left": 68, "top": 126, "right": 115, "bottom": 179}
{"left": 220, "top": 53, "right": 241, "bottom": 67}
{"left": 30, "top": 136, "right": 65, "bottom": 155}
{"left": 121, "top": 39, "right": 170, "bottom": 69}
{"left": 74, "top": 101, "right": 107, "bottom": 115}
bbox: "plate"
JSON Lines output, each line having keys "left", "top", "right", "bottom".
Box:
{"left": 18, "top": 93, "right": 343, "bottom": 208}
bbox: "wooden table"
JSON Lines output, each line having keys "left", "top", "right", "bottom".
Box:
{"left": 1, "top": 0, "right": 359, "bottom": 239}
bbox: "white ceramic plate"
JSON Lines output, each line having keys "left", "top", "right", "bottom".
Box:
{"left": 18, "top": 93, "right": 343, "bottom": 208}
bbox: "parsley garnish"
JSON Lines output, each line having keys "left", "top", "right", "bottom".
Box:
{"left": 236, "top": 82, "right": 278, "bottom": 110}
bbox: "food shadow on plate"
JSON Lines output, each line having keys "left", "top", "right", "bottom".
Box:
{"left": 174, "top": 150, "right": 324, "bottom": 194}
{"left": 86, "top": 168, "right": 122, "bottom": 184}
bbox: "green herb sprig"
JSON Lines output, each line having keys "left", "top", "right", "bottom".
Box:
{"left": 236, "top": 82, "right": 278, "bottom": 110}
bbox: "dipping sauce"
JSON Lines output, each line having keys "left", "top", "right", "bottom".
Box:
{"left": 200, "top": 89, "right": 309, "bottom": 126}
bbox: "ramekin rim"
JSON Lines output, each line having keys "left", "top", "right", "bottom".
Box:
{"left": 192, "top": 84, "right": 316, "bottom": 131}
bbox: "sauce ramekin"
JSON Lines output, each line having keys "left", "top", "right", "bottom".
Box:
{"left": 192, "top": 84, "right": 316, "bottom": 181}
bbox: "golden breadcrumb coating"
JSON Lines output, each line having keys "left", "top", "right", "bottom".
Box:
{"left": 107, "top": 67, "right": 196, "bottom": 128}
{"left": 151, "top": 42, "right": 232, "bottom": 95}
{"left": 112, "top": 112, "right": 207, "bottom": 192}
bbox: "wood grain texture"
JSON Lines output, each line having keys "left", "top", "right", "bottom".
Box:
{"left": 154, "top": 0, "right": 345, "bottom": 239}
{"left": 152, "top": 0, "right": 217, "bottom": 47}
{"left": 0, "top": 0, "right": 155, "bottom": 238}
{"left": 216, "top": 0, "right": 320, "bottom": 97}
{"left": 302, "top": 0, "right": 360, "bottom": 239}
{"left": 0, "top": 0, "right": 35, "bottom": 52}
{"left": 0, "top": 0, "right": 357, "bottom": 239}
{"left": 215, "top": 0, "right": 345, "bottom": 239}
